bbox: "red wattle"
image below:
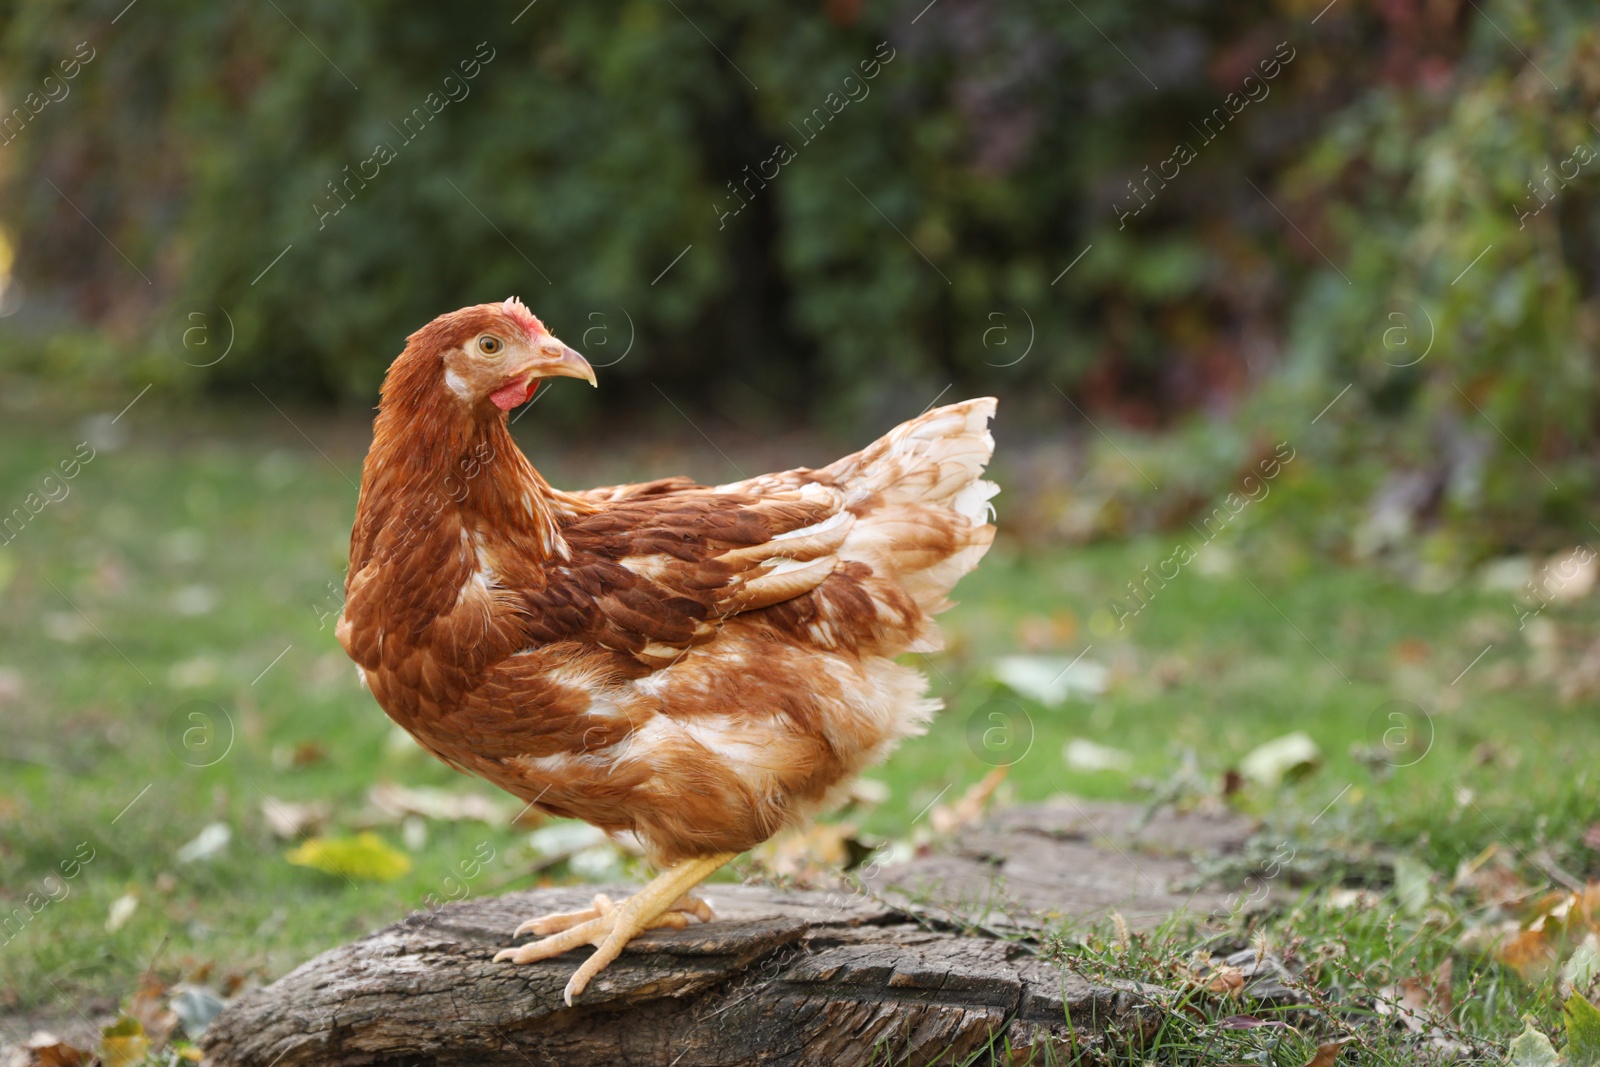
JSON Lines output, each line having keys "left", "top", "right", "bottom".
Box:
{"left": 489, "top": 379, "right": 537, "bottom": 410}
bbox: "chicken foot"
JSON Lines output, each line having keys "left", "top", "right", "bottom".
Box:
{"left": 494, "top": 851, "right": 736, "bottom": 1004}
{"left": 508, "top": 890, "right": 713, "bottom": 937}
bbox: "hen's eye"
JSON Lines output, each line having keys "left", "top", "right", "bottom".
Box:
{"left": 477, "top": 335, "right": 504, "bottom": 356}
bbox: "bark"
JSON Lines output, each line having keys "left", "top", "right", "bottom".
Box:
{"left": 203, "top": 800, "right": 1259, "bottom": 1067}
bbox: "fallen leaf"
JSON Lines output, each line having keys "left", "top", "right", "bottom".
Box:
{"left": 1325, "top": 888, "right": 1382, "bottom": 911}
{"left": 1451, "top": 844, "right": 1536, "bottom": 906}
{"left": 1586, "top": 824, "right": 1600, "bottom": 853}
{"left": 752, "top": 822, "right": 861, "bottom": 882}
{"left": 1393, "top": 638, "right": 1431, "bottom": 663}
{"left": 106, "top": 891, "right": 138, "bottom": 933}
{"left": 520, "top": 821, "right": 630, "bottom": 878}
{"left": 98, "top": 1016, "right": 149, "bottom": 1067}
{"left": 1301, "top": 1038, "right": 1349, "bottom": 1067}
{"left": 1492, "top": 884, "right": 1600, "bottom": 981}
{"left": 1194, "top": 543, "right": 1236, "bottom": 577}
{"left": 1240, "top": 732, "right": 1321, "bottom": 787}
{"left": 930, "top": 766, "right": 1008, "bottom": 835}
{"left": 1565, "top": 933, "right": 1600, "bottom": 999}
{"left": 368, "top": 781, "right": 509, "bottom": 824}
{"left": 1451, "top": 842, "right": 1498, "bottom": 889}
{"left": 1567, "top": 992, "right": 1600, "bottom": 1067}
{"left": 847, "top": 778, "right": 890, "bottom": 809}
{"left": 1394, "top": 855, "right": 1433, "bottom": 917}
{"left": 993, "top": 654, "right": 1108, "bottom": 706}
{"left": 127, "top": 972, "right": 177, "bottom": 1051}
{"left": 1063, "top": 738, "right": 1133, "bottom": 772}
{"left": 169, "top": 985, "right": 226, "bottom": 1040}
{"left": 526, "top": 821, "right": 610, "bottom": 858}
{"left": 1499, "top": 925, "right": 1562, "bottom": 981}
{"left": 1015, "top": 610, "right": 1078, "bottom": 652}
{"left": 1203, "top": 966, "right": 1245, "bottom": 996}
{"left": 1375, "top": 958, "right": 1461, "bottom": 1055}
{"left": 291, "top": 741, "right": 327, "bottom": 767}
{"left": 259, "top": 796, "right": 332, "bottom": 839}
{"left": 285, "top": 831, "right": 411, "bottom": 882}
{"left": 1429, "top": 956, "right": 1454, "bottom": 1013}
{"left": 1479, "top": 556, "right": 1535, "bottom": 593}
{"left": 1507, "top": 1018, "right": 1561, "bottom": 1067}
{"left": 568, "top": 843, "right": 625, "bottom": 881}
{"left": 175, "top": 822, "right": 231, "bottom": 864}
{"left": 24, "top": 1031, "right": 87, "bottom": 1067}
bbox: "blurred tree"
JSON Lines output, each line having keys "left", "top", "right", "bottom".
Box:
{"left": 1261, "top": 3, "right": 1600, "bottom": 548}
{"left": 0, "top": 0, "right": 1332, "bottom": 427}
{"left": 3, "top": 0, "right": 1596, "bottom": 546}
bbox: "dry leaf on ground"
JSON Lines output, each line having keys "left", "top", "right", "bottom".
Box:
{"left": 259, "top": 796, "right": 332, "bottom": 839}
{"left": 751, "top": 822, "right": 864, "bottom": 883}
{"left": 368, "top": 781, "right": 509, "bottom": 824}
{"left": 930, "top": 766, "right": 1008, "bottom": 835}
{"left": 1301, "top": 1038, "right": 1350, "bottom": 1067}
{"left": 22, "top": 1032, "right": 88, "bottom": 1067}
{"left": 1375, "top": 958, "right": 1464, "bottom": 1056}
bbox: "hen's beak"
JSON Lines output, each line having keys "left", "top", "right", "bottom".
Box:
{"left": 529, "top": 334, "right": 597, "bottom": 387}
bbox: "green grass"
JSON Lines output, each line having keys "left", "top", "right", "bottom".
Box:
{"left": 0, "top": 402, "right": 1596, "bottom": 1062}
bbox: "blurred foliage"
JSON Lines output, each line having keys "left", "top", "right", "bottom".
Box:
{"left": 1235, "top": 1, "right": 1600, "bottom": 553}
{"left": 1, "top": 0, "right": 1349, "bottom": 422}
{"left": 1, "top": 0, "right": 1598, "bottom": 546}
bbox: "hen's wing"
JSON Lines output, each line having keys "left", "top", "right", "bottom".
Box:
{"left": 505, "top": 485, "right": 856, "bottom": 669}
{"left": 569, "top": 476, "right": 707, "bottom": 504}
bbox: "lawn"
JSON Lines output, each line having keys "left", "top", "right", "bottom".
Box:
{"left": 1, "top": 400, "right": 1597, "bottom": 1062}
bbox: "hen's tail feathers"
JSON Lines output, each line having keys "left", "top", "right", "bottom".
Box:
{"left": 826, "top": 398, "right": 998, "bottom": 636}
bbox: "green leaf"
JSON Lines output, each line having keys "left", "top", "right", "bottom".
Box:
{"left": 286, "top": 831, "right": 412, "bottom": 882}
{"left": 1567, "top": 993, "right": 1600, "bottom": 1067}
{"left": 1507, "top": 1017, "right": 1561, "bottom": 1067}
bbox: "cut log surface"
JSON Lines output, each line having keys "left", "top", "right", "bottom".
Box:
{"left": 864, "top": 796, "right": 1259, "bottom": 934}
{"left": 202, "top": 800, "right": 1259, "bottom": 1067}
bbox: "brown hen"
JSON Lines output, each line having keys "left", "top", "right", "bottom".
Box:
{"left": 338, "top": 298, "right": 997, "bottom": 1003}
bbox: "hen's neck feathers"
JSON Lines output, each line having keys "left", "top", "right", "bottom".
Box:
{"left": 356, "top": 344, "right": 590, "bottom": 568}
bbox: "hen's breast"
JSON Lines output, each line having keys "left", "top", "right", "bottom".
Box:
{"left": 391, "top": 619, "right": 933, "bottom": 865}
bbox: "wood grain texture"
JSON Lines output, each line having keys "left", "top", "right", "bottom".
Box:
{"left": 202, "top": 801, "right": 1263, "bottom": 1066}
{"left": 201, "top": 884, "right": 1157, "bottom": 1067}
{"left": 864, "top": 796, "right": 1261, "bottom": 934}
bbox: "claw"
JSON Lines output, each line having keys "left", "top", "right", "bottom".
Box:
{"left": 511, "top": 894, "right": 614, "bottom": 938}
{"left": 493, "top": 852, "right": 735, "bottom": 1003}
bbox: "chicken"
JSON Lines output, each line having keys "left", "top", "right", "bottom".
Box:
{"left": 337, "top": 297, "right": 997, "bottom": 1003}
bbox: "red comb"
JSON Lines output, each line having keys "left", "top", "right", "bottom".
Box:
{"left": 501, "top": 296, "right": 545, "bottom": 338}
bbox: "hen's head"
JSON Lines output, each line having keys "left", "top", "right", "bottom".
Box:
{"left": 387, "top": 297, "right": 595, "bottom": 415}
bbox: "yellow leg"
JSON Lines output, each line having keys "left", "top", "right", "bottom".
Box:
{"left": 508, "top": 891, "right": 714, "bottom": 938}
{"left": 494, "top": 851, "right": 736, "bottom": 1004}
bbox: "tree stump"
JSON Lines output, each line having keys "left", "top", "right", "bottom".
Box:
{"left": 202, "top": 800, "right": 1259, "bottom": 1067}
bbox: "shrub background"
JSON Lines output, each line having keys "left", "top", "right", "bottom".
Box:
{"left": 1, "top": 0, "right": 1596, "bottom": 547}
